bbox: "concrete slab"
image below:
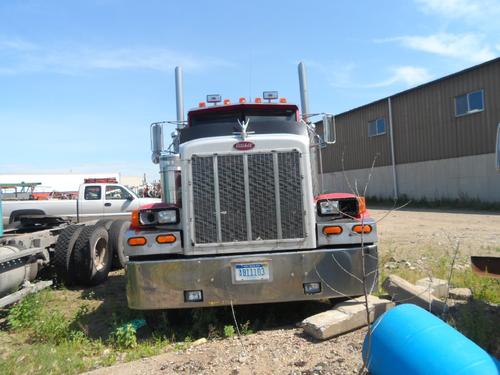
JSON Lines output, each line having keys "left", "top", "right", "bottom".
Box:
{"left": 449, "top": 287, "right": 472, "bottom": 300}
{"left": 301, "top": 295, "right": 394, "bottom": 340}
{"left": 416, "top": 277, "right": 449, "bottom": 299}
{"left": 383, "top": 275, "right": 448, "bottom": 314}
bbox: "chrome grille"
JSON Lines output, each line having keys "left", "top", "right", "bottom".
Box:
{"left": 191, "top": 151, "right": 304, "bottom": 244}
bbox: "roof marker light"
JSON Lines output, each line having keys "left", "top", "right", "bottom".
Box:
{"left": 239, "top": 97, "right": 246, "bottom": 104}
{"left": 198, "top": 101, "right": 206, "bottom": 108}
{"left": 223, "top": 99, "right": 231, "bottom": 105}
{"left": 279, "top": 97, "right": 287, "bottom": 103}
{"left": 255, "top": 97, "right": 262, "bottom": 103}
{"left": 206, "top": 94, "right": 221, "bottom": 104}
{"left": 263, "top": 91, "right": 278, "bottom": 102}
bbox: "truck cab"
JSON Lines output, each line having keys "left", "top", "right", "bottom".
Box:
{"left": 125, "top": 94, "right": 378, "bottom": 312}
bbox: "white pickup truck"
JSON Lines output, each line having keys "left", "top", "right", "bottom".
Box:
{"left": 2, "top": 182, "right": 160, "bottom": 226}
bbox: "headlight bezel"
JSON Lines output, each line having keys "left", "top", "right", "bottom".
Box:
{"left": 138, "top": 207, "right": 180, "bottom": 226}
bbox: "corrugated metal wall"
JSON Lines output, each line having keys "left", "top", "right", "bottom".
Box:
{"left": 322, "top": 99, "right": 391, "bottom": 171}
{"left": 322, "top": 58, "right": 500, "bottom": 172}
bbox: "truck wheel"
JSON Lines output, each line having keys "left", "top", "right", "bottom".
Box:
{"left": 73, "top": 225, "right": 112, "bottom": 286}
{"left": 95, "top": 219, "right": 114, "bottom": 231}
{"left": 109, "top": 219, "right": 130, "bottom": 269}
{"left": 53, "top": 225, "right": 84, "bottom": 286}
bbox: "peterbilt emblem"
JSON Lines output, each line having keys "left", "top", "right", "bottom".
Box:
{"left": 234, "top": 141, "right": 255, "bottom": 150}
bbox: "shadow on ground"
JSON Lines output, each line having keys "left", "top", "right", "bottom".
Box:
{"left": 76, "top": 273, "right": 335, "bottom": 342}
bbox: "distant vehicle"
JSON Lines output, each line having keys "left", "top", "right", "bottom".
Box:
{"left": 2, "top": 182, "right": 160, "bottom": 226}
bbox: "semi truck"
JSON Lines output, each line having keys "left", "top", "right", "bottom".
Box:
{"left": 124, "top": 64, "right": 378, "bottom": 324}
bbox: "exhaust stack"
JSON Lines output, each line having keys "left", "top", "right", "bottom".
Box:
{"left": 298, "top": 62, "right": 310, "bottom": 121}
{"left": 175, "top": 66, "right": 185, "bottom": 127}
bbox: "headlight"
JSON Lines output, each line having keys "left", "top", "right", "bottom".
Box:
{"left": 157, "top": 209, "right": 177, "bottom": 224}
{"left": 139, "top": 208, "right": 178, "bottom": 225}
{"left": 317, "top": 197, "right": 359, "bottom": 218}
{"left": 319, "top": 200, "right": 339, "bottom": 215}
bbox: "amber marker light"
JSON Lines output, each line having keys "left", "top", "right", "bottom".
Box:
{"left": 128, "top": 237, "right": 147, "bottom": 246}
{"left": 156, "top": 234, "right": 176, "bottom": 244}
{"left": 279, "top": 97, "right": 287, "bottom": 103}
{"left": 199, "top": 101, "right": 206, "bottom": 108}
{"left": 323, "top": 226, "right": 343, "bottom": 235}
{"left": 130, "top": 209, "right": 140, "bottom": 229}
{"left": 254, "top": 97, "right": 262, "bottom": 103}
{"left": 223, "top": 99, "right": 231, "bottom": 105}
{"left": 352, "top": 225, "right": 372, "bottom": 234}
{"left": 239, "top": 97, "right": 246, "bottom": 103}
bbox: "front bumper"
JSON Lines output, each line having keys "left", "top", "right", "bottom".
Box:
{"left": 126, "top": 245, "right": 378, "bottom": 310}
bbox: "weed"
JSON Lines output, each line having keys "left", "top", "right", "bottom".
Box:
{"left": 111, "top": 323, "right": 137, "bottom": 349}
{"left": 240, "top": 320, "right": 253, "bottom": 335}
{"left": 7, "top": 293, "right": 43, "bottom": 330}
{"left": 31, "top": 310, "right": 71, "bottom": 344}
{"left": 223, "top": 325, "right": 235, "bottom": 338}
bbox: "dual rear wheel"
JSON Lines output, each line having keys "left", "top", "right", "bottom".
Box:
{"left": 54, "top": 219, "right": 129, "bottom": 286}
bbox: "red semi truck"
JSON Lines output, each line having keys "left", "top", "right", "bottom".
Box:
{"left": 124, "top": 64, "right": 378, "bottom": 324}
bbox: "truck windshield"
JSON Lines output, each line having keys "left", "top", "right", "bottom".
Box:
{"left": 190, "top": 108, "right": 296, "bottom": 126}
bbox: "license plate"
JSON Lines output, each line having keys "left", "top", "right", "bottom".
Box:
{"left": 234, "top": 262, "right": 270, "bottom": 282}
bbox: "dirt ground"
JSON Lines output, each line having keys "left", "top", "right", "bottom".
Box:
{"left": 85, "top": 208, "right": 500, "bottom": 375}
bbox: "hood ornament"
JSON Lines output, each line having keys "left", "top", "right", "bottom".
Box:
{"left": 233, "top": 118, "right": 254, "bottom": 140}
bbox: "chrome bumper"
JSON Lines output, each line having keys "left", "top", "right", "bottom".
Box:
{"left": 126, "top": 245, "right": 378, "bottom": 310}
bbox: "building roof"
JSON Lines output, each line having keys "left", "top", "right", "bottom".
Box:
{"left": 335, "top": 57, "right": 500, "bottom": 117}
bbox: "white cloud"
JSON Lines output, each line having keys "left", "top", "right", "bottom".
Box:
{"left": 416, "top": 0, "right": 482, "bottom": 19}
{"left": 381, "top": 33, "right": 496, "bottom": 63}
{"left": 0, "top": 37, "right": 234, "bottom": 75}
{"left": 415, "top": 0, "right": 500, "bottom": 22}
{"left": 366, "top": 66, "right": 433, "bottom": 88}
{"left": 309, "top": 61, "right": 432, "bottom": 89}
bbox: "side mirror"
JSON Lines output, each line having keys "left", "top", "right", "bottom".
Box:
{"left": 496, "top": 123, "right": 500, "bottom": 172}
{"left": 323, "top": 114, "right": 336, "bottom": 144}
{"left": 150, "top": 122, "right": 164, "bottom": 164}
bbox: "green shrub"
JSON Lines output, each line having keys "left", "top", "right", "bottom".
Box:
{"left": 112, "top": 323, "right": 137, "bottom": 349}
{"left": 223, "top": 325, "right": 235, "bottom": 338}
{"left": 7, "top": 293, "right": 42, "bottom": 330}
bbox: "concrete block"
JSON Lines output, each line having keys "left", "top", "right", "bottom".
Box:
{"left": 416, "top": 277, "right": 449, "bottom": 299}
{"left": 301, "top": 295, "right": 394, "bottom": 340}
{"left": 383, "top": 275, "right": 448, "bottom": 314}
{"left": 449, "top": 287, "right": 472, "bottom": 300}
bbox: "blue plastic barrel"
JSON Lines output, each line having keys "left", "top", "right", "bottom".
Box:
{"left": 362, "top": 304, "right": 499, "bottom": 375}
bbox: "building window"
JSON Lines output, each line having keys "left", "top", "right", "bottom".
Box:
{"left": 368, "top": 118, "right": 386, "bottom": 137}
{"left": 455, "top": 90, "right": 484, "bottom": 116}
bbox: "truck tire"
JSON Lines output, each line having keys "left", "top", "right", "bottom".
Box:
{"left": 9, "top": 209, "right": 46, "bottom": 224}
{"left": 95, "top": 219, "right": 114, "bottom": 231}
{"left": 53, "top": 224, "right": 84, "bottom": 286}
{"left": 109, "top": 219, "right": 130, "bottom": 269}
{"left": 73, "top": 225, "right": 112, "bottom": 286}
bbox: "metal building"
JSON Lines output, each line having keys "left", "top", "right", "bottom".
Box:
{"left": 322, "top": 57, "right": 500, "bottom": 203}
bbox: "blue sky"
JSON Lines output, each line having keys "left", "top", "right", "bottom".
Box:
{"left": 1, "top": 0, "right": 499, "bottom": 180}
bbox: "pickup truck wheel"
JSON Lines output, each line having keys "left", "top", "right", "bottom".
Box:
{"left": 109, "top": 219, "right": 130, "bottom": 269}
{"left": 54, "top": 225, "right": 84, "bottom": 286}
{"left": 95, "top": 219, "right": 114, "bottom": 231}
{"left": 73, "top": 225, "right": 112, "bottom": 286}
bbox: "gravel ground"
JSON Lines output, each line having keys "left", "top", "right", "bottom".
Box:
{"left": 86, "top": 208, "right": 500, "bottom": 375}
{"left": 89, "top": 327, "right": 367, "bottom": 375}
